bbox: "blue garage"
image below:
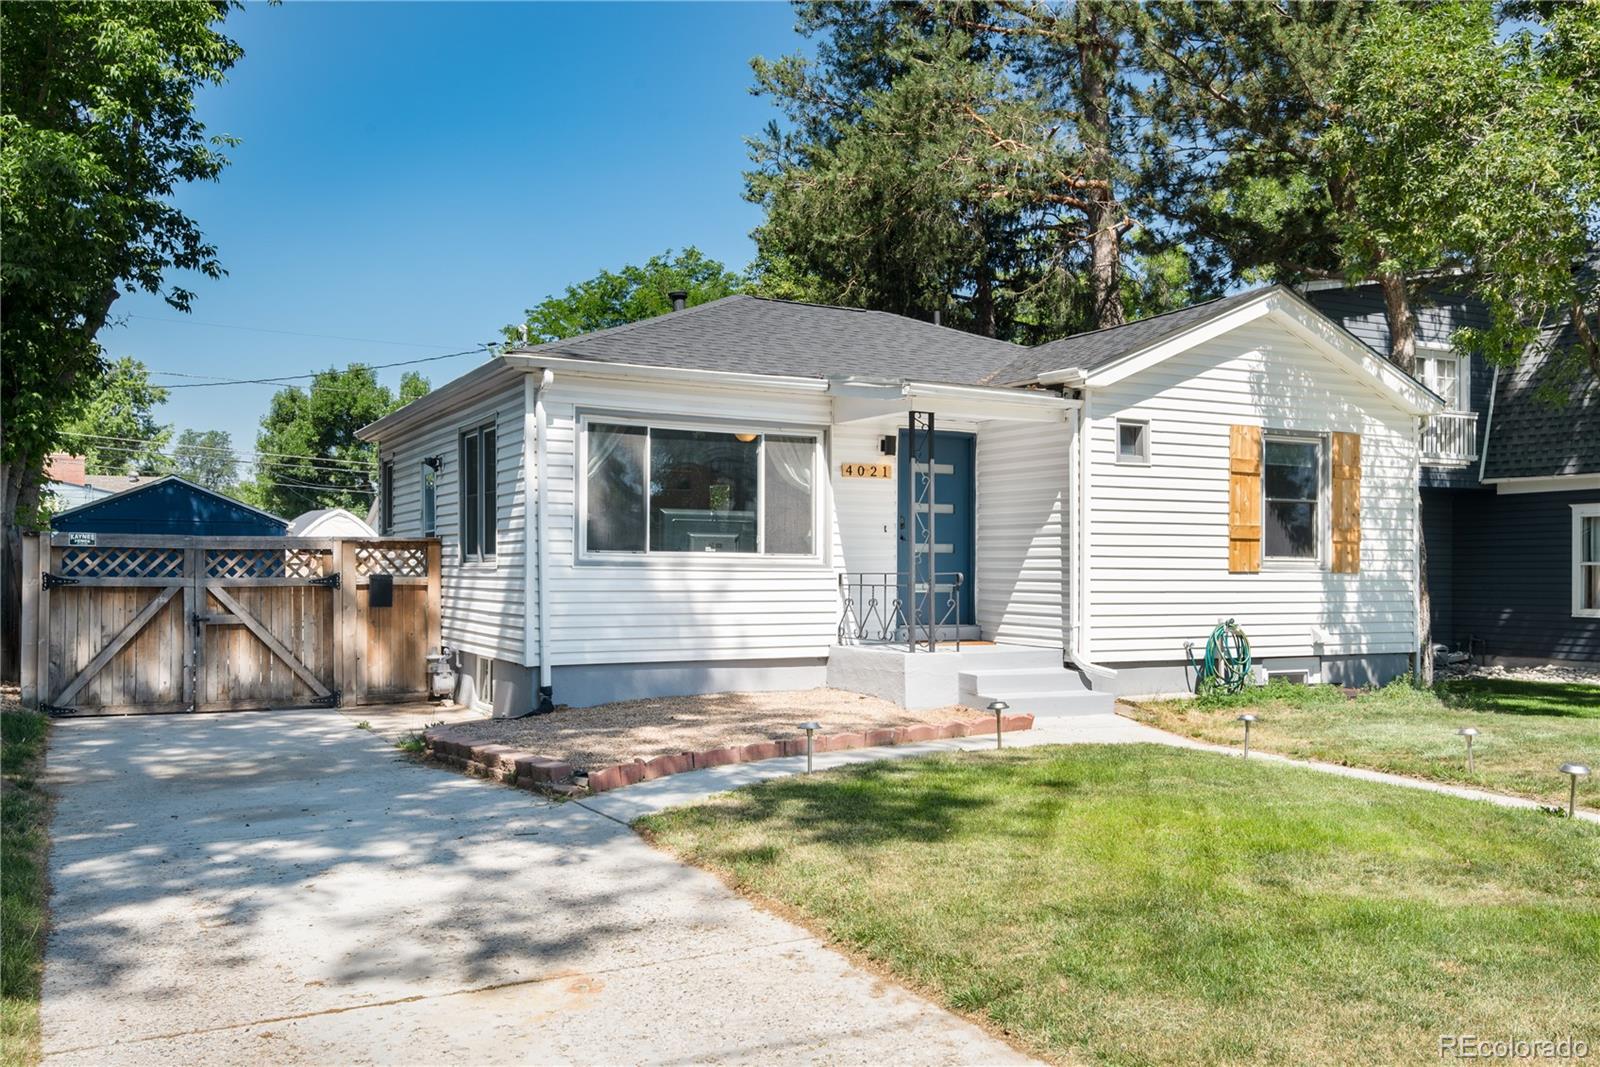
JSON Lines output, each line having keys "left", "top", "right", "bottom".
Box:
{"left": 50, "top": 476, "right": 289, "bottom": 537}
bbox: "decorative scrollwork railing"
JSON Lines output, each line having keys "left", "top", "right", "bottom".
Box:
{"left": 838, "top": 571, "right": 964, "bottom": 652}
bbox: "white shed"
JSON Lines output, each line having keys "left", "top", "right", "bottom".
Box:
{"left": 287, "top": 507, "right": 378, "bottom": 538}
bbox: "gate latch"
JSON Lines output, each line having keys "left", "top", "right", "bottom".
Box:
{"left": 310, "top": 574, "right": 340, "bottom": 588}
{"left": 42, "top": 572, "right": 79, "bottom": 590}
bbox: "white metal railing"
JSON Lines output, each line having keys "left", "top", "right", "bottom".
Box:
{"left": 1420, "top": 411, "right": 1478, "bottom": 466}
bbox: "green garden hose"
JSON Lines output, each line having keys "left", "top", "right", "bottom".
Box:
{"left": 1185, "top": 619, "right": 1253, "bottom": 695}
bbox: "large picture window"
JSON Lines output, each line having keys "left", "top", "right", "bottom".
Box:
{"left": 584, "top": 420, "right": 818, "bottom": 556}
{"left": 1263, "top": 436, "right": 1321, "bottom": 561}
{"left": 459, "top": 422, "right": 497, "bottom": 560}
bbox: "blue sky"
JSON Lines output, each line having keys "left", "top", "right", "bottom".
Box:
{"left": 108, "top": 1, "right": 803, "bottom": 447}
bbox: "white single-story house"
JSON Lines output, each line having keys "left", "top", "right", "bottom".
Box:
{"left": 358, "top": 285, "right": 1441, "bottom": 716}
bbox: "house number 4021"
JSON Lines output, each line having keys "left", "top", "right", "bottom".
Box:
{"left": 840, "top": 462, "right": 893, "bottom": 479}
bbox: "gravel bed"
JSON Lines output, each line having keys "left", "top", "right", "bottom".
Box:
{"left": 443, "top": 688, "right": 974, "bottom": 771}
{"left": 1439, "top": 662, "right": 1600, "bottom": 687}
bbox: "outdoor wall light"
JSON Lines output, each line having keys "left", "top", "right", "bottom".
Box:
{"left": 1237, "top": 713, "right": 1257, "bottom": 758}
{"left": 423, "top": 455, "right": 443, "bottom": 471}
{"left": 1559, "top": 763, "right": 1590, "bottom": 818}
{"left": 1456, "top": 727, "right": 1479, "bottom": 774}
{"left": 988, "top": 700, "right": 1010, "bottom": 750}
{"left": 800, "top": 721, "right": 821, "bottom": 773}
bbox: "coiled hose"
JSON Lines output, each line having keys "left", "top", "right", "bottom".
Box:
{"left": 1185, "top": 619, "right": 1253, "bottom": 695}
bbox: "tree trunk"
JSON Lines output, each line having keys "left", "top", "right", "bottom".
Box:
{"left": 1077, "top": 4, "right": 1124, "bottom": 331}
{"left": 1, "top": 457, "right": 44, "bottom": 684}
{"left": 975, "top": 260, "right": 997, "bottom": 338}
{"left": 1379, "top": 273, "right": 1433, "bottom": 685}
{"left": 1379, "top": 270, "right": 1418, "bottom": 376}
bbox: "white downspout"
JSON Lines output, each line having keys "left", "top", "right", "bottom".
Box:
{"left": 1068, "top": 397, "right": 1115, "bottom": 684}
{"left": 523, "top": 370, "right": 555, "bottom": 709}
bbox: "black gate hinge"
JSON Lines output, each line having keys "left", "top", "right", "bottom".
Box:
{"left": 310, "top": 689, "right": 342, "bottom": 708}
{"left": 310, "top": 574, "right": 340, "bottom": 588}
{"left": 40, "top": 704, "right": 75, "bottom": 717}
{"left": 42, "top": 573, "right": 79, "bottom": 590}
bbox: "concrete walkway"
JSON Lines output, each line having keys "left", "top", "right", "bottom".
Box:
{"left": 40, "top": 710, "right": 1032, "bottom": 1066}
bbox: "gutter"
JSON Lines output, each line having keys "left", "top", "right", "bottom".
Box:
{"left": 501, "top": 353, "right": 832, "bottom": 394}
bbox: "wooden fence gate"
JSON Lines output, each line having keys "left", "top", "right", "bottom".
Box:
{"left": 19, "top": 533, "right": 440, "bottom": 715}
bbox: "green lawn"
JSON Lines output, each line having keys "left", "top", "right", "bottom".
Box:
{"left": 1123, "top": 677, "right": 1600, "bottom": 810}
{"left": 640, "top": 745, "right": 1600, "bottom": 1066}
{"left": 1, "top": 705, "right": 49, "bottom": 1067}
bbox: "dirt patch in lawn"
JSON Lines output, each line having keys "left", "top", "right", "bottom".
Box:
{"left": 442, "top": 689, "right": 973, "bottom": 772}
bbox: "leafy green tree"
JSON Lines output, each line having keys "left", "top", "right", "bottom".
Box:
{"left": 172, "top": 428, "right": 239, "bottom": 490}
{"left": 253, "top": 368, "right": 429, "bottom": 517}
{"left": 1, "top": 0, "right": 242, "bottom": 679}
{"left": 1, "top": 1, "right": 242, "bottom": 520}
{"left": 1328, "top": 0, "right": 1600, "bottom": 378}
{"left": 57, "top": 357, "right": 173, "bottom": 475}
{"left": 745, "top": 2, "right": 1201, "bottom": 339}
{"left": 502, "top": 248, "right": 746, "bottom": 344}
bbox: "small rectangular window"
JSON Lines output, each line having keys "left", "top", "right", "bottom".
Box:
{"left": 1263, "top": 436, "right": 1321, "bottom": 561}
{"left": 420, "top": 461, "right": 437, "bottom": 537}
{"left": 1419, "top": 349, "right": 1465, "bottom": 411}
{"left": 1115, "top": 420, "right": 1149, "bottom": 464}
{"left": 1576, "top": 507, "right": 1600, "bottom": 618}
{"left": 379, "top": 460, "right": 394, "bottom": 535}
{"left": 458, "top": 423, "right": 496, "bottom": 560}
{"left": 586, "top": 423, "right": 648, "bottom": 552}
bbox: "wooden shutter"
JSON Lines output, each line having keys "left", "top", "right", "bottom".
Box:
{"left": 1228, "top": 425, "right": 1262, "bottom": 574}
{"left": 1331, "top": 431, "right": 1361, "bottom": 574}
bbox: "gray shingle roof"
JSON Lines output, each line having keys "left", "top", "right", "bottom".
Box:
{"left": 1482, "top": 316, "right": 1600, "bottom": 479}
{"left": 509, "top": 294, "right": 1025, "bottom": 386}
{"left": 983, "top": 287, "right": 1280, "bottom": 386}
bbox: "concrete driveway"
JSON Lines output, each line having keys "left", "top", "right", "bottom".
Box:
{"left": 40, "top": 709, "right": 1029, "bottom": 1065}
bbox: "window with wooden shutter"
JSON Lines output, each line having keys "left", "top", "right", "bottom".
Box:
{"left": 1330, "top": 431, "right": 1361, "bottom": 573}
{"left": 1228, "top": 425, "right": 1262, "bottom": 573}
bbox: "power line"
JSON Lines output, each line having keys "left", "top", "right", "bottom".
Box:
{"left": 63, "top": 440, "right": 380, "bottom": 489}
{"left": 155, "top": 346, "right": 496, "bottom": 388}
{"left": 61, "top": 431, "right": 380, "bottom": 473}
{"left": 125, "top": 313, "right": 468, "bottom": 350}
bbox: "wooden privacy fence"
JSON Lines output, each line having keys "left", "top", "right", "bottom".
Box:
{"left": 19, "top": 533, "right": 441, "bottom": 715}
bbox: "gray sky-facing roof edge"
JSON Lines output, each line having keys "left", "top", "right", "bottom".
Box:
{"left": 505, "top": 294, "right": 1027, "bottom": 386}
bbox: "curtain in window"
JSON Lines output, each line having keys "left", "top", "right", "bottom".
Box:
{"left": 586, "top": 424, "right": 647, "bottom": 551}
{"left": 764, "top": 435, "right": 815, "bottom": 554}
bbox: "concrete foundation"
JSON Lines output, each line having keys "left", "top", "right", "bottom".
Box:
{"left": 550, "top": 657, "right": 828, "bottom": 709}
{"left": 1101, "top": 652, "right": 1415, "bottom": 700}
{"left": 826, "top": 644, "right": 1073, "bottom": 709}
{"left": 455, "top": 653, "right": 538, "bottom": 719}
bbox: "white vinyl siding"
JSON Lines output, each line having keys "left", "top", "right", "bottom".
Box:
{"left": 380, "top": 384, "right": 528, "bottom": 666}
{"left": 1083, "top": 320, "right": 1419, "bottom": 663}
{"left": 544, "top": 376, "right": 839, "bottom": 666}
{"left": 976, "top": 420, "right": 1070, "bottom": 648}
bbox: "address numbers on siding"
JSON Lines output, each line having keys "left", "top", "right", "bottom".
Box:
{"left": 840, "top": 462, "right": 894, "bottom": 479}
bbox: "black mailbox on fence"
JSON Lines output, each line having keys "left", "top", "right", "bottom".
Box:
{"left": 368, "top": 573, "right": 393, "bottom": 608}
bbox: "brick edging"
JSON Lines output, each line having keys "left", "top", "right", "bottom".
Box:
{"left": 420, "top": 713, "right": 1035, "bottom": 798}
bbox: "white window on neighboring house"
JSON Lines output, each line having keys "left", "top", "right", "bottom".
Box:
{"left": 1575, "top": 505, "right": 1600, "bottom": 618}
{"left": 1418, "top": 346, "right": 1467, "bottom": 411}
{"left": 1115, "top": 419, "right": 1150, "bottom": 465}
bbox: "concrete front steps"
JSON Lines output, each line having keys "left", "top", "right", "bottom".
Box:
{"left": 957, "top": 649, "right": 1115, "bottom": 717}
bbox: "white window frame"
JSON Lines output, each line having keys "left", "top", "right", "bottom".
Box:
{"left": 379, "top": 459, "right": 394, "bottom": 535}
{"left": 576, "top": 411, "right": 827, "bottom": 565}
{"left": 473, "top": 657, "right": 494, "bottom": 711}
{"left": 1573, "top": 503, "right": 1600, "bottom": 619}
{"left": 1114, "top": 419, "right": 1151, "bottom": 465}
{"left": 1417, "top": 343, "right": 1469, "bottom": 412}
{"left": 458, "top": 420, "right": 497, "bottom": 564}
{"left": 420, "top": 459, "right": 437, "bottom": 538}
{"left": 1261, "top": 430, "right": 1328, "bottom": 569}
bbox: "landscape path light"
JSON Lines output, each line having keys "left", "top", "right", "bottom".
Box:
{"left": 1456, "top": 727, "right": 1479, "bottom": 774}
{"left": 800, "top": 721, "right": 821, "bottom": 774}
{"left": 988, "top": 700, "right": 1010, "bottom": 750}
{"left": 1237, "top": 713, "right": 1257, "bottom": 758}
{"left": 1559, "top": 763, "right": 1590, "bottom": 818}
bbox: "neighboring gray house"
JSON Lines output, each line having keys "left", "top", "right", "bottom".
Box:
{"left": 360, "top": 287, "right": 1439, "bottom": 716}
{"left": 1306, "top": 279, "right": 1600, "bottom": 664}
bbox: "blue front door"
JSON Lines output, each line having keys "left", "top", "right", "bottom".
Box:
{"left": 898, "top": 429, "right": 976, "bottom": 628}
